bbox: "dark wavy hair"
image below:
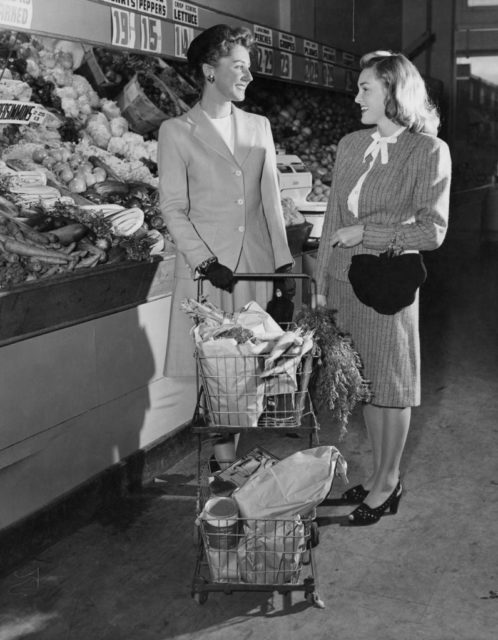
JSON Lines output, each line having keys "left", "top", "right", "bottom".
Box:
{"left": 187, "top": 24, "right": 254, "bottom": 90}
{"left": 360, "top": 51, "right": 440, "bottom": 134}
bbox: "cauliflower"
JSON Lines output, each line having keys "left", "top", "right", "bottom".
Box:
{"left": 77, "top": 95, "right": 93, "bottom": 119}
{"left": 60, "top": 96, "right": 80, "bottom": 119}
{"left": 49, "top": 65, "right": 73, "bottom": 87}
{"left": 144, "top": 140, "right": 158, "bottom": 163}
{"left": 121, "top": 131, "right": 145, "bottom": 147}
{"left": 26, "top": 57, "right": 41, "bottom": 78}
{"left": 55, "top": 50, "right": 74, "bottom": 71}
{"left": 0, "top": 80, "right": 32, "bottom": 101}
{"left": 100, "top": 99, "right": 122, "bottom": 120}
{"left": 56, "top": 86, "right": 78, "bottom": 101}
{"left": 70, "top": 74, "right": 100, "bottom": 108}
{"left": 109, "top": 116, "right": 128, "bottom": 137}
{"left": 85, "top": 112, "right": 112, "bottom": 148}
{"left": 71, "top": 74, "right": 93, "bottom": 97}
{"left": 39, "top": 50, "right": 56, "bottom": 69}
{"left": 125, "top": 143, "right": 149, "bottom": 162}
{"left": 107, "top": 136, "right": 127, "bottom": 155}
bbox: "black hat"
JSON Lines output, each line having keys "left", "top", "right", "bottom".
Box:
{"left": 348, "top": 251, "right": 427, "bottom": 315}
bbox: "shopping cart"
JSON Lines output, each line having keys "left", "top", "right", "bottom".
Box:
{"left": 189, "top": 274, "right": 324, "bottom": 608}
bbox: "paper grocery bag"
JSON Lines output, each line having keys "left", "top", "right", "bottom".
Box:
{"left": 233, "top": 446, "right": 348, "bottom": 519}
{"left": 195, "top": 335, "right": 266, "bottom": 428}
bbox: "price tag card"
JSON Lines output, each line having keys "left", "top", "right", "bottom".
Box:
{"left": 255, "top": 45, "right": 274, "bottom": 76}
{"left": 139, "top": 14, "right": 162, "bottom": 53}
{"left": 0, "top": 0, "right": 33, "bottom": 29}
{"left": 173, "top": 0, "right": 198, "bottom": 27}
{"left": 303, "top": 39, "right": 319, "bottom": 59}
{"left": 322, "top": 46, "right": 336, "bottom": 65}
{"left": 254, "top": 24, "right": 273, "bottom": 47}
{"left": 276, "top": 50, "right": 292, "bottom": 80}
{"left": 0, "top": 101, "right": 46, "bottom": 125}
{"left": 111, "top": 8, "right": 137, "bottom": 49}
{"left": 174, "top": 24, "right": 194, "bottom": 58}
{"left": 101, "top": 0, "right": 166, "bottom": 19}
{"left": 344, "top": 69, "right": 357, "bottom": 92}
{"left": 342, "top": 52, "right": 356, "bottom": 66}
{"left": 304, "top": 58, "right": 319, "bottom": 84}
{"left": 323, "top": 62, "right": 335, "bottom": 88}
{"left": 278, "top": 32, "right": 296, "bottom": 53}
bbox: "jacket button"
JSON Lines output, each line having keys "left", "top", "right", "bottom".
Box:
{"left": 236, "top": 198, "right": 244, "bottom": 205}
{"left": 234, "top": 170, "right": 242, "bottom": 176}
{"left": 238, "top": 226, "right": 245, "bottom": 232}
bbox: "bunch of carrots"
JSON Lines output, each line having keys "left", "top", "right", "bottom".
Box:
{"left": 0, "top": 209, "right": 107, "bottom": 287}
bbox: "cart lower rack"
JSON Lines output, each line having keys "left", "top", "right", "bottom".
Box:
{"left": 192, "top": 513, "right": 323, "bottom": 608}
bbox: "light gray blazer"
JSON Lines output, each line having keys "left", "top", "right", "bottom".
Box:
{"left": 315, "top": 128, "right": 452, "bottom": 296}
{"left": 157, "top": 103, "right": 292, "bottom": 280}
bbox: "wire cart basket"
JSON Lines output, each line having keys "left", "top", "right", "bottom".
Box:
{"left": 192, "top": 458, "right": 323, "bottom": 608}
{"left": 190, "top": 274, "right": 324, "bottom": 608}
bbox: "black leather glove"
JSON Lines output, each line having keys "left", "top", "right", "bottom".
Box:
{"left": 274, "top": 265, "right": 296, "bottom": 299}
{"left": 204, "top": 259, "right": 234, "bottom": 292}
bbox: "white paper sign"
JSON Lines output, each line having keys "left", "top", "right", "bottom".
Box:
{"left": 0, "top": 0, "right": 32, "bottom": 29}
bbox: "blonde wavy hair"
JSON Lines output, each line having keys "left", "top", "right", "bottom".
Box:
{"left": 360, "top": 51, "right": 440, "bottom": 134}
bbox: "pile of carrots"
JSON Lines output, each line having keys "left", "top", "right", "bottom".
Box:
{"left": 0, "top": 210, "right": 106, "bottom": 287}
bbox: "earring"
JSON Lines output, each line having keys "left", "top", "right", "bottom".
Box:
{"left": 207, "top": 74, "right": 215, "bottom": 83}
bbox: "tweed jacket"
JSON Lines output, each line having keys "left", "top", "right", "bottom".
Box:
{"left": 315, "top": 128, "right": 452, "bottom": 296}
{"left": 157, "top": 103, "right": 292, "bottom": 280}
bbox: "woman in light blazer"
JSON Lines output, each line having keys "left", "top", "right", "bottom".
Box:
{"left": 315, "top": 52, "right": 451, "bottom": 525}
{"left": 158, "top": 24, "right": 293, "bottom": 378}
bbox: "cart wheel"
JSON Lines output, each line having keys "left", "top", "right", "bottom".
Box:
{"left": 192, "top": 577, "right": 209, "bottom": 605}
{"left": 310, "top": 521, "right": 320, "bottom": 548}
{"left": 282, "top": 590, "right": 292, "bottom": 609}
{"left": 305, "top": 590, "right": 325, "bottom": 609}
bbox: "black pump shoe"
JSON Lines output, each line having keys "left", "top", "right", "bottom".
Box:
{"left": 347, "top": 482, "right": 402, "bottom": 526}
{"left": 341, "top": 484, "right": 369, "bottom": 504}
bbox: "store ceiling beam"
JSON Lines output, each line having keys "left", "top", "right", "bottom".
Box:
{"left": 455, "top": 28, "right": 498, "bottom": 56}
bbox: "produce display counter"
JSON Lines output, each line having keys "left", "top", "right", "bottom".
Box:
{"left": 0, "top": 249, "right": 175, "bottom": 346}
{"left": 0, "top": 249, "right": 202, "bottom": 531}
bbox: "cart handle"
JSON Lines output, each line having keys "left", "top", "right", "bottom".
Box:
{"left": 197, "top": 272, "right": 317, "bottom": 308}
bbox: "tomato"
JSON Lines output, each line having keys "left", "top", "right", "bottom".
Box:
{"left": 32, "top": 148, "right": 48, "bottom": 163}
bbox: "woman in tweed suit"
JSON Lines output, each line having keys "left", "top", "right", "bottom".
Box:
{"left": 315, "top": 52, "right": 451, "bottom": 525}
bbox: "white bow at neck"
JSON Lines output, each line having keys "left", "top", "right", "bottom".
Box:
{"left": 363, "top": 126, "right": 406, "bottom": 165}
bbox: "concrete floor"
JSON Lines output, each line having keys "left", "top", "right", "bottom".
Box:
{"left": 0, "top": 228, "right": 497, "bottom": 640}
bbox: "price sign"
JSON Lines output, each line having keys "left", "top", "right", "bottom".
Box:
{"left": 322, "top": 46, "right": 336, "bottom": 64}
{"left": 304, "top": 58, "right": 319, "bottom": 84}
{"left": 140, "top": 16, "right": 162, "bottom": 53}
{"left": 323, "top": 63, "right": 335, "bottom": 88}
{"left": 256, "top": 45, "right": 274, "bottom": 76}
{"left": 174, "top": 24, "right": 194, "bottom": 58}
{"left": 277, "top": 51, "right": 292, "bottom": 79}
{"left": 111, "top": 8, "right": 137, "bottom": 49}
{"left": 345, "top": 70, "right": 356, "bottom": 93}
{"left": 342, "top": 52, "right": 356, "bottom": 66}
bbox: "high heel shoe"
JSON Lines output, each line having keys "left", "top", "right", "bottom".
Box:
{"left": 347, "top": 482, "right": 402, "bottom": 526}
{"left": 340, "top": 484, "right": 369, "bottom": 504}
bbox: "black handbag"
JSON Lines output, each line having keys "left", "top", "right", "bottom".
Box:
{"left": 348, "top": 248, "right": 427, "bottom": 315}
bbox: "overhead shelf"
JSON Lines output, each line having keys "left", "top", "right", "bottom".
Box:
{"left": 0, "top": 0, "right": 360, "bottom": 93}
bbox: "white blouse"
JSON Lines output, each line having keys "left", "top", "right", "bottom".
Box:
{"left": 347, "top": 126, "right": 406, "bottom": 217}
{"left": 204, "top": 111, "right": 235, "bottom": 154}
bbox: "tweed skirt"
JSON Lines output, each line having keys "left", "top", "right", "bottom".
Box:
{"left": 328, "top": 277, "right": 421, "bottom": 407}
